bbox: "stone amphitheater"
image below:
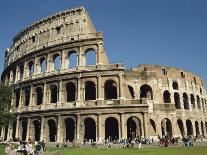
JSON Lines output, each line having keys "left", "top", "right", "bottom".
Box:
{"left": 1, "top": 6, "right": 207, "bottom": 143}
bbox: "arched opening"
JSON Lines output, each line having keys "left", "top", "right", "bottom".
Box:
{"left": 12, "top": 120, "right": 17, "bottom": 140}
{"left": 33, "top": 120, "right": 41, "bottom": 141}
{"left": 15, "top": 89, "right": 20, "bottom": 108}
{"left": 183, "top": 93, "right": 189, "bottom": 110}
{"left": 127, "top": 117, "right": 142, "bottom": 140}
{"left": 68, "top": 52, "right": 77, "bottom": 69}
{"left": 104, "top": 80, "right": 117, "bottom": 100}
{"left": 177, "top": 119, "right": 184, "bottom": 136}
{"left": 66, "top": 82, "right": 76, "bottom": 102}
{"left": 174, "top": 92, "right": 181, "bottom": 109}
{"left": 84, "top": 118, "right": 96, "bottom": 141}
{"left": 53, "top": 54, "right": 61, "bottom": 71}
{"left": 161, "top": 118, "right": 172, "bottom": 137}
{"left": 65, "top": 118, "right": 75, "bottom": 142}
{"left": 21, "top": 120, "right": 27, "bottom": 141}
{"left": 36, "top": 87, "right": 43, "bottom": 105}
{"left": 85, "top": 49, "right": 96, "bottom": 66}
{"left": 28, "top": 61, "right": 34, "bottom": 77}
{"left": 150, "top": 119, "right": 156, "bottom": 135}
{"left": 201, "top": 121, "right": 204, "bottom": 136}
{"left": 197, "top": 95, "right": 201, "bottom": 109}
{"left": 50, "top": 85, "right": 58, "bottom": 103}
{"left": 128, "top": 85, "right": 135, "bottom": 99}
{"left": 48, "top": 119, "right": 57, "bottom": 142}
{"left": 4, "top": 126, "right": 8, "bottom": 141}
{"left": 191, "top": 94, "right": 195, "bottom": 109}
{"left": 172, "top": 81, "right": 179, "bottom": 90}
{"left": 105, "top": 117, "right": 119, "bottom": 141}
{"left": 40, "top": 57, "right": 47, "bottom": 73}
{"left": 195, "top": 121, "right": 200, "bottom": 136}
{"left": 85, "top": 81, "right": 96, "bottom": 100}
{"left": 140, "top": 84, "right": 153, "bottom": 100}
{"left": 186, "top": 120, "right": 193, "bottom": 136}
{"left": 24, "top": 88, "right": 30, "bottom": 106}
{"left": 163, "top": 90, "right": 171, "bottom": 103}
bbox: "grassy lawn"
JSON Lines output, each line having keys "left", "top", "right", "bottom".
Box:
{"left": 1, "top": 144, "right": 207, "bottom": 155}
{"left": 57, "top": 147, "right": 207, "bottom": 155}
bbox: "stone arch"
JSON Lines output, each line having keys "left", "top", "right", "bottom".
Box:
{"left": 195, "top": 121, "right": 200, "bottom": 136}
{"left": 68, "top": 51, "right": 77, "bottom": 69}
{"left": 105, "top": 117, "right": 119, "bottom": 141}
{"left": 85, "top": 48, "right": 96, "bottom": 66}
{"left": 50, "top": 84, "right": 58, "bottom": 103}
{"left": 65, "top": 118, "right": 75, "bottom": 142}
{"left": 12, "top": 120, "right": 17, "bottom": 140}
{"left": 201, "top": 121, "right": 204, "bottom": 136}
{"left": 149, "top": 119, "right": 156, "bottom": 135}
{"left": 53, "top": 53, "right": 61, "bottom": 71}
{"left": 40, "top": 57, "right": 47, "bottom": 73}
{"left": 15, "top": 89, "right": 20, "bottom": 108}
{"left": 128, "top": 85, "right": 135, "bottom": 99}
{"left": 104, "top": 80, "right": 118, "bottom": 100}
{"left": 33, "top": 120, "right": 41, "bottom": 141}
{"left": 28, "top": 61, "right": 34, "bottom": 77}
{"left": 24, "top": 88, "right": 30, "bottom": 106}
{"left": 21, "top": 119, "right": 28, "bottom": 141}
{"left": 177, "top": 119, "right": 184, "bottom": 136}
{"left": 140, "top": 84, "right": 153, "bottom": 100}
{"left": 36, "top": 87, "right": 43, "bottom": 105}
{"left": 66, "top": 82, "right": 76, "bottom": 102}
{"left": 174, "top": 92, "right": 181, "bottom": 109}
{"left": 127, "top": 116, "right": 142, "bottom": 140}
{"left": 84, "top": 117, "right": 96, "bottom": 141}
{"left": 191, "top": 94, "right": 195, "bottom": 109}
{"left": 197, "top": 95, "right": 201, "bottom": 109}
{"left": 172, "top": 81, "right": 179, "bottom": 90}
{"left": 186, "top": 119, "right": 193, "bottom": 136}
{"left": 161, "top": 118, "right": 172, "bottom": 137}
{"left": 85, "top": 81, "right": 96, "bottom": 100}
{"left": 163, "top": 90, "right": 171, "bottom": 103}
{"left": 183, "top": 93, "right": 189, "bottom": 110}
{"left": 48, "top": 119, "right": 57, "bottom": 142}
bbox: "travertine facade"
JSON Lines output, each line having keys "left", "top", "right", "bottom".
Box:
{"left": 1, "top": 7, "right": 207, "bottom": 143}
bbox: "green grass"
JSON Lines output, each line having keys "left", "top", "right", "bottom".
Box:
{"left": 57, "top": 147, "right": 207, "bottom": 155}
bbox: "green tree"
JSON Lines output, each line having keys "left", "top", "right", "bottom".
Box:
{"left": 0, "top": 83, "right": 15, "bottom": 127}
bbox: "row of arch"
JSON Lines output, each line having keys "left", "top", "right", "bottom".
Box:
{"left": 7, "top": 48, "right": 97, "bottom": 83}
{"left": 14, "top": 80, "right": 118, "bottom": 107}
{"left": 163, "top": 90, "right": 207, "bottom": 110}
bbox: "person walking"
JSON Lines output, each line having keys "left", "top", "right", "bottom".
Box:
{"left": 35, "top": 141, "right": 42, "bottom": 155}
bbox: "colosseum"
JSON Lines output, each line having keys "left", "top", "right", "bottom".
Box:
{"left": 1, "top": 7, "right": 207, "bottom": 143}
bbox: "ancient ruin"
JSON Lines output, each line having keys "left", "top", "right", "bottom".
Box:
{"left": 1, "top": 7, "right": 207, "bottom": 143}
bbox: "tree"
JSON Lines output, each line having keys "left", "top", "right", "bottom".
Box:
{"left": 0, "top": 83, "right": 15, "bottom": 127}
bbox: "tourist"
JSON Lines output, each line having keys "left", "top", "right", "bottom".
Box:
{"left": 4, "top": 143, "right": 12, "bottom": 155}
{"left": 41, "top": 140, "right": 46, "bottom": 151}
{"left": 35, "top": 141, "right": 42, "bottom": 155}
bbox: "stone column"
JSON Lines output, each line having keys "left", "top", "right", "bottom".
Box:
{"left": 61, "top": 50, "right": 67, "bottom": 70}
{"left": 19, "top": 88, "right": 23, "bottom": 111}
{"left": 78, "top": 47, "right": 84, "bottom": 67}
{"left": 1, "top": 128, "right": 5, "bottom": 141}
{"left": 120, "top": 114, "right": 127, "bottom": 139}
{"left": 43, "top": 83, "right": 48, "bottom": 107}
{"left": 15, "top": 66, "right": 20, "bottom": 82}
{"left": 97, "top": 75, "right": 103, "bottom": 101}
{"left": 7, "top": 121, "right": 13, "bottom": 141}
{"left": 16, "top": 117, "right": 20, "bottom": 139}
{"left": 57, "top": 116, "right": 63, "bottom": 143}
{"left": 97, "top": 114, "right": 103, "bottom": 142}
{"left": 40, "top": 117, "right": 45, "bottom": 141}
{"left": 58, "top": 80, "right": 62, "bottom": 103}
{"left": 76, "top": 114, "right": 81, "bottom": 141}
{"left": 26, "top": 118, "right": 31, "bottom": 141}
{"left": 143, "top": 113, "right": 148, "bottom": 137}
{"left": 29, "top": 85, "right": 34, "bottom": 107}
{"left": 76, "top": 76, "right": 81, "bottom": 106}
{"left": 34, "top": 57, "right": 39, "bottom": 75}
{"left": 118, "top": 74, "right": 124, "bottom": 100}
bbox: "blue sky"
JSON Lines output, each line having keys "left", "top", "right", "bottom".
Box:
{"left": 0, "top": 0, "right": 207, "bottom": 86}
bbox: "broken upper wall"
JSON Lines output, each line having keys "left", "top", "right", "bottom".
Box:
{"left": 4, "top": 6, "right": 105, "bottom": 68}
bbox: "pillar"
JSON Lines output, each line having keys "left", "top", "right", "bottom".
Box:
{"left": 58, "top": 80, "right": 62, "bottom": 103}
{"left": 76, "top": 114, "right": 81, "bottom": 141}
{"left": 40, "top": 117, "right": 45, "bottom": 141}
{"left": 143, "top": 113, "right": 148, "bottom": 137}
{"left": 29, "top": 85, "right": 34, "bottom": 107}
{"left": 118, "top": 74, "right": 124, "bottom": 99}
{"left": 26, "top": 118, "right": 31, "bottom": 141}
{"left": 97, "top": 114, "right": 103, "bottom": 142}
{"left": 16, "top": 117, "right": 20, "bottom": 139}
{"left": 97, "top": 75, "right": 103, "bottom": 100}
{"left": 120, "top": 114, "right": 127, "bottom": 139}
{"left": 57, "top": 116, "right": 63, "bottom": 143}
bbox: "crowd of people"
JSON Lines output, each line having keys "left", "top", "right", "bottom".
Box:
{"left": 4, "top": 138, "right": 46, "bottom": 155}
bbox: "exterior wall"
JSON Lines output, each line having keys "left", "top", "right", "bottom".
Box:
{"left": 1, "top": 7, "right": 207, "bottom": 143}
